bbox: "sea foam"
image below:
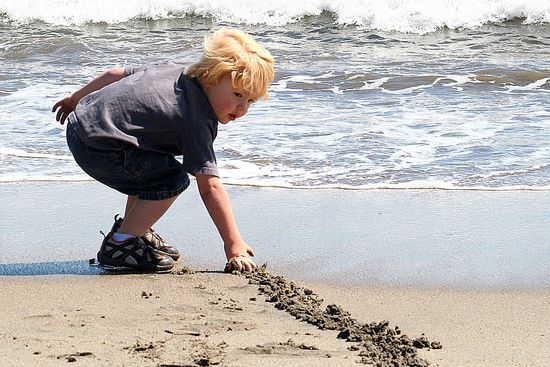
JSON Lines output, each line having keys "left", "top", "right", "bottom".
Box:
{"left": 1, "top": 0, "right": 549, "bottom": 33}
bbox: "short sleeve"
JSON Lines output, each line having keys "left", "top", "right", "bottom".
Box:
{"left": 124, "top": 65, "right": 146, "bottom": 76}
{"left": 125, "top": 61, "right": 177, "bottom": 77}
{"left": 181, "top": 121, "right": 219, "bottom": 177}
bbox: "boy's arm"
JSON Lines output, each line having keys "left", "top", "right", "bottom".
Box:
{"left": 195, "top": 174, "right": 256, "bottom": 272}
{"left": 52, "top": 67, "right": 127, "bottom": 125}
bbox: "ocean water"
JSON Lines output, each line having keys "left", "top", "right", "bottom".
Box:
{"left": 1, "top": 0, "right": 550, "bottom": 190}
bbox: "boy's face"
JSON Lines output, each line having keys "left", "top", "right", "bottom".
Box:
{"left": 202, "top": 75, "right": 255, "bottom": 124}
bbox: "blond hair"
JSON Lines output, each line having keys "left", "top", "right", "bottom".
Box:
{"left": 187, "top": 28, "right": 275, "bottom": 100}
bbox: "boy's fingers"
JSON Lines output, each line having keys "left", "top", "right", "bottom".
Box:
{"left": 52, "top": 99, "right": 66, "bottom": 112}
{"left": 236, "top": 259, "right": 243, "bottom": 272}
{"left": 225, "top": 256, "right": 242, "bottom": 273}
{"left": 241, "top": 257, "right": 256, "bottom": 272}
{"left": 56, "top": 108, "right": 64, "bottom": 123}
{"left": 247, "top": 259, "right": 257, "bottom": 271}
{"left": 225, "top": 255, "right": 256, "bottom": 273}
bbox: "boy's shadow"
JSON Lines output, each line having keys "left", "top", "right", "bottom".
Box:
{"left": 0, "top": 260, "right": 135, "bottom": 276}
{"left": 0, "top": 260, "right": 225, "bottom": 276}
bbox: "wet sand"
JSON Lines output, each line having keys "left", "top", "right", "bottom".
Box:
{"left": 2, "top": 182, "right": 550, "bottom": 289}
{"left": 1, "top": 181, "right": 550, "bottom": 366}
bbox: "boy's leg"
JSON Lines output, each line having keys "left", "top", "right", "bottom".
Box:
{"left": 125, "top": 195, "right": 139, "bottom": 217}
{"left": 97, "top": 195, "right": 180, "bottom": 271}
{"left": 66, "top": 122, "right": 184, "bottom": 270}
{"left": 112, "top": 195, "right": 181, "bottom": 261}
{"left": 118, "top": 195, "right": 179, "bottom": 237}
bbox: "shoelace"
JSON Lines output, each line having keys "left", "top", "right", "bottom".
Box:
{"left": 148, "top": 228, "right": 165, "bottom": 243}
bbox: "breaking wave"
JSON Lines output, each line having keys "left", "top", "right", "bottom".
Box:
{"left": 1, "top": 0, "right": 549, "bottom": 34}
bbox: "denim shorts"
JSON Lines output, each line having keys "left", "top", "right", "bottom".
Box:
{"left": 66, "top": 121, "right": 190, "bottom": 200}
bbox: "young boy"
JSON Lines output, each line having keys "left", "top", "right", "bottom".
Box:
{"left": 52, "top": 28, "right": 275, "bottom": 273}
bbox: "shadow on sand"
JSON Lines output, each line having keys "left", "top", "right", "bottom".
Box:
{"left": 0, "top": 260, "right": 146, "bottom": 276}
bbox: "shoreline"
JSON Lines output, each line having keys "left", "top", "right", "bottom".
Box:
{"left": 2, "top": 178, "right": 550, "bottom": 192}
{"left": 2, "top": 181, "right": 549, "bottom": 290}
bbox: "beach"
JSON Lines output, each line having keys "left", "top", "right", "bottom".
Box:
{"left": 2, "top": 1, "right": 550, "bottom": 365}
{"left": 1, "top": 182, "right": 549, "bottom": 366}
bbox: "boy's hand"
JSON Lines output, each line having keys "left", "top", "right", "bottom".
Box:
{"left": 52, "top": 96, "right": 78, "bottom": 125}
{"left": 52, "top": 67, "right": 127, "bottom": 125}
{"left": 224, "top": 241, "right": 256, "bottom": 272}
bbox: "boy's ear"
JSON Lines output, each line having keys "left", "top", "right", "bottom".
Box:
{"left": 197, "top": 76, "right": 207, "bottom": 88}
{"left": 198, "top": 72, "right": 214, "bottom": 88}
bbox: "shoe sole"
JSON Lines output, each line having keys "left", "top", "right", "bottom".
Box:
{"left": 97, "top": 251, "right": 174, "bottom": 272}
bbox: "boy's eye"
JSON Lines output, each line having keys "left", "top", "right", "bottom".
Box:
{"left": 234, "top": 91, "right": 254, "bottom": 104}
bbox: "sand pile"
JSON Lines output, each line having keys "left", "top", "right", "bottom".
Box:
{"left": 242, "top": 265, "right": 442, "bottom": 366}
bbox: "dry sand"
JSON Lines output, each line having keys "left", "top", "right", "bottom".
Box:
{"left": 1, "top": 269, "right": 360, "bottom": 367}
{"left": 1, "top": 265, "right": 549, "bottom": 367}
{"left": 0, "top": 265, "right": 441, "bottom": 367}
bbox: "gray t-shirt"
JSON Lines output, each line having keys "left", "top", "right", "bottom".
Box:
{"left": 71, "top": 62, "right": 219, "bottom": 176}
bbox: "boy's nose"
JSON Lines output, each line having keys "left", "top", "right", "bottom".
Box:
{"left": 237, "top": 102, "right": 249, "bottom": 116}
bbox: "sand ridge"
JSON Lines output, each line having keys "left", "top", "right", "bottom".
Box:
{"left": 242, "top": 265, "right": 440, "bottom": 366}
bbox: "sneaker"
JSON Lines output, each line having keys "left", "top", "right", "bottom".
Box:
{"left": 97, "top": 234, "right": 174, "bottom": 272}
{"left": 142, "top": 228, "right": 181, "bottom": 261}
{"left": 109, "top": 215, "right": 181, "bottom": 261}
{"left": 109, "top": 214, "right": 125, "bottom": 234}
